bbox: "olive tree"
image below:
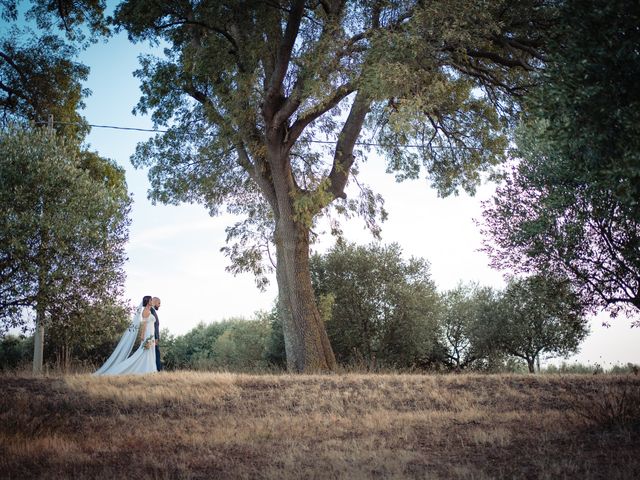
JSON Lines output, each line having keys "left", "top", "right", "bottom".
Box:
{"left": 438, "top": 282, "right": 498, "bottom": 370}
{"left": 311, "top": 242, "right": 441, "bottom": 369}
{"left": 481, "top": 0, "right": 640, "bottom": 321}
{"left": 492, "top": 275, "right": 589, "bottom": 373}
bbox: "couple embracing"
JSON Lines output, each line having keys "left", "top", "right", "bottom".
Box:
{"left": 94, "top": 296, "right": 163, "bottom": 375}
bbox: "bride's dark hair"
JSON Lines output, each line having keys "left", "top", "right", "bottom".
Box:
{"left": 142, "top": 295, "right": 152, "bottom": 306}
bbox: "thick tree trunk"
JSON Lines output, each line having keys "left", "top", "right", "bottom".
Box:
{"left": 275, "top": 215, "right": 336, "bottom": 372}
{"left": 526, "top": 357, "right": 536, "bottom": 374}
{"left": 262, "top": 129, "right": 337, "bottom": 372}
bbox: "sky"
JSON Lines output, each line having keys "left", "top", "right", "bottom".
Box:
{"left": 65, "top": 26, "right": 640, "bottom": 369}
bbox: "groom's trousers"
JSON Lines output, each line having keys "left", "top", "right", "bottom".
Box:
{"left": 155, "top": 344, "right": 163, "bottom": 371}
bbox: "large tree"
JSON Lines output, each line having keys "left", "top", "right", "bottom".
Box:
{"left": 115, "top": 0, "right": 550, "bottom": 371}
{"left": 481, "top": 0, "right": 640, "bottom": 320}
{"left": 0, "top": 127, "right": 131, "bottom": 373}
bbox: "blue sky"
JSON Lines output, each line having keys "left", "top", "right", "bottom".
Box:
{"left": 56, "top": 19, "right": 640, "bottom": 368}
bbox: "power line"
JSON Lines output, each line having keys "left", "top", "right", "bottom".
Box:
{"left": 35, "top": 120, "right": 169, "bottom": 133}
{"left": 35, "top": 119, "right": 511, "bottom": 151}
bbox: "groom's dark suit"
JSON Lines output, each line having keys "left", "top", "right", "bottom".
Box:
{"left": 151, "top": 307, "right": 163, "bottom": 371}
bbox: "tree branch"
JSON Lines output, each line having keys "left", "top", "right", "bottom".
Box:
{"left": 273, "top": 76, "right": 304, "bottom": 129}
{"left": 264, "top": 0, "right": 306, "bottom": 121}
{"left": 324, "top": 91, "right": 370, "bottom": 202}
{"left": 467, "top": 48, "right": 534, "bottom": 71}
{"left": 287, "top": 82, "right": 355, "bottom": 146}
{"left": 0, "top": 80, "right": 29, "bottom": 101}
{"left": 0, "top": 51, "right": 29, "bottom": 86}
{"left": 235, "top": 141, "right": 278, "bottom": 213}
{"left": 183, "top": 83, "right": 227, "bottom": 127}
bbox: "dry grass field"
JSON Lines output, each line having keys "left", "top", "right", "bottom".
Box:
{"left": 1, "top": 372, "right": 639, "bottom": 479}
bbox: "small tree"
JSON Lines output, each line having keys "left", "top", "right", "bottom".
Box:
{"left": 492, "top": 275, "right": 589, "bottom": 373}
{"left": 0, "top": 127, "right": 130, "bottom": 373}
{"left": 210, "top": 318, "right": 271, "bottom": 371}
{"left": 161, "top": 321, "right": 228, "bottom": 369}
{"left": 311, "top": 242, "right": 440, "bottom": 369}
{"left": 161, "top": 316, "right": 275, "bottom": 371}
{"left": 438, "top": 283, "right": 498, "bottom": 370}
{"left": 44, "top": 301, "right": 130, "bottom": 371}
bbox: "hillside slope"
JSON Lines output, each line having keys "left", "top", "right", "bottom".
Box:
{"left": 1, "top": 372, "right": 638, "bottom": 479}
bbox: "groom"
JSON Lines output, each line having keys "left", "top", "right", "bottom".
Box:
{"left": 151, "top": 297, "right": 163, "bottom": 371}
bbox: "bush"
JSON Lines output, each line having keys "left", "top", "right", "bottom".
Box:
{"left": 566, "top": 380, "right": 640, "bottom": 431}
{"left": 609, "top": 363, "right": 640, "bottom": 375}
{"left": 0, "top": 334, "right": 32, "bottom": 370}
{"left": 544, "top": 362, "right": 608, "bottom": 374}
{"left": 160, "top": 313, "right": 285, "bottom": 372}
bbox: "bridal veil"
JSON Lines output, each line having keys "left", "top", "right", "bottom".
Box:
{"left": 94, "top": 303, "right": 142, "bottom": 375}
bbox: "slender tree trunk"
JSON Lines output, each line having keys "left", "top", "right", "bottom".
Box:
{"left": 32, "top": 301, "right": 45, "bottom": 374}
{"left": 527, "top": 357, "right": 536, "bottom": 374}
{"left": 33, "top": 229, "right": 48, "bottom": 374}
{"left": 33, "top": 194, "right": 48, "bottom": 374}
{"left": 275, "top": 216, "right": 336, "bottom": 372}
{"left": 60, "top": 343, "right": 71, "bottom": 373}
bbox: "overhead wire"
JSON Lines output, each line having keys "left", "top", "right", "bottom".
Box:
{"left": 34, "top": 119, "right": 514, "bottom": 151}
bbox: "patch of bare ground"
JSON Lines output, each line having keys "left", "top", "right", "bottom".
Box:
{"left": 1, "top": 372, "right": 638, "bottom": 479}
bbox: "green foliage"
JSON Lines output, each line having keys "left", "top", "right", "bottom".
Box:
{"left": 1, "top": 1, "right": 109, "bottom": 42}
{"left": 437, "top": 282, "right": 500, "bottom": 370}
{"left": 0, "top": 1, "right": 109, "bottom": 139}
{"left": 209, "top": 318, "right": 271, "bottom": 371}
{"left": 114, "top": 0, "right": 550, "bottom": 277}
{"left": 0, "top": 334, "right": 32, "bottom": 370}
{"left": 543, "top": 362, "right": 602, "bottom": 375}
{"left": 161, "top": 321, "right": 227, "bottom": 370}
{"left": 262, "top": 307, "right": 287, "bottom": 369}
{"left": 481, "top": 0, "right": 640, "bottom": 319}
{"left": 491, "top": 275, "right": 589, "bottom": 373}
{"left": 0, "top": 127, "right": 131, "bottom": 349}
{"left": 609, "top": 363, "right": 640, "bottom": 376}
{"left": 0, "top": 34, "right": 90, "bottom": 138}
{"left": 161, "top": 314, "right": 282, "bottom": 372}
{"left": 534, "top": 0, "right": 640, "bottom": 208}
{"left": 543, "top": 362, "right": 640, "bottom": 375}
{"left": 44, "top": 301, "right": 130, "bottom": 370}
{"left": 310, "top": 242, "right": 442, "bottom": 369}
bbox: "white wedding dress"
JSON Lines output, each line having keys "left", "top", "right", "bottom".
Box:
{"left": 94, "top": 304, "right": 157, "bottom": 376}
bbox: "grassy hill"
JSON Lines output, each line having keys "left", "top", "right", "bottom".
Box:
{"left": 1, "top": 372, "right": 639, "bottom": 479}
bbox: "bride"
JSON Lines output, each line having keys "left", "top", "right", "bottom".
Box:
{"left": 94, "top": 295, "right": 157, "bottom": 375}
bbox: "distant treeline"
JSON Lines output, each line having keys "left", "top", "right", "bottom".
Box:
{"left": 1, "top": 327, "right": 638, "bottom": 375}
{"left": 1, "top": 242, "right": 636, "bottom": 374}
